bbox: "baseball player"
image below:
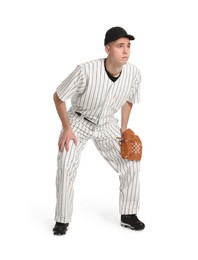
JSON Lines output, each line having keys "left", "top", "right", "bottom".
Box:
{"left": 52, "top": 26, "right": 145, "bottom": 235}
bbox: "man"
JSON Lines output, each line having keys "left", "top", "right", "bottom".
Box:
{"left": 52, "top": 26, "right": 145, "bottom": 235}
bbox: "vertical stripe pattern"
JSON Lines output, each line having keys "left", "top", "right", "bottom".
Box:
{"left": 55, "top": 58, "right": 141, "bottom": 223}
{"left": 55, "top": 114, "right": 140, "bottom": 223}
{"left": 56, "top": 59, "right": 141, "bottom": 125}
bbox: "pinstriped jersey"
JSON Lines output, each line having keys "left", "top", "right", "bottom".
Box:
{"left": 56, "top": 58, "right": 141, "bottom": 125}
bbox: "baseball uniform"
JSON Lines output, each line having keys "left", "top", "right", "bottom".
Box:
{"left": 54, "top": 58, "right": 141, "bottom": 223}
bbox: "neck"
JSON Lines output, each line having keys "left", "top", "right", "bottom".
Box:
{"left": 105, "top": 58, "right": 122, "bottom": 77}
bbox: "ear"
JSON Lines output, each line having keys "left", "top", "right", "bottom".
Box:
{"left": 105, "top": 45, "right": 110, "bottom": 54}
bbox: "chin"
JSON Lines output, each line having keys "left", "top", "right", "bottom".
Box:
{"left": 121, "top": 60, "right": 128, "bottom": 65}
{"left": 120, "top": 58, "right": 129, "bottom": 65}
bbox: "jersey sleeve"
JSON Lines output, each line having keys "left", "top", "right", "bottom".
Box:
{"left": 56, "top": 65, "right": 86, "bottom": 101}
{"left": 127, "top": 68, "right": 141, "bottom": 104}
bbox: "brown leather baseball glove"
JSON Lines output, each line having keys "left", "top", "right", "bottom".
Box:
{"left": 119, "top": 128, "right": 142, "bottom": 161}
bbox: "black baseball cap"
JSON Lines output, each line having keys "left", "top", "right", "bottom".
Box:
{"left": 104, "top": 26, "right": 135, "bottom": 45}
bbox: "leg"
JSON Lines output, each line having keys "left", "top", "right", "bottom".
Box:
{"left": 55, "top": 123, "right": 89, "bottom": 224}
{"left": 93, "top": 120, "right": 140, "bottom": 215}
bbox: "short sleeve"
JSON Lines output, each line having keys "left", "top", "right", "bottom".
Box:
{"left": 56, "top": 65, "right": 86, "bottom": 101}
{"left": 127, "top": 68, "right": 141, "bottom": 104}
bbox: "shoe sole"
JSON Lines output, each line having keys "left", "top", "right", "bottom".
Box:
{"left": 53, "top": 226, "right": 69, "bottom": 235}
{"left": 121, "top": 222, "right": 145, "bottom": 231}
{"left": 53, "top": 231, "right": 66, "bottom": 235}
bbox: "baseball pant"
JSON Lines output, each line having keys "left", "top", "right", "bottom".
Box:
{"left": 55, "top": 112, "right": 140, "bottom": 223}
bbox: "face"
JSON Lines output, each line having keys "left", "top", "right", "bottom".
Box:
{"left": 105, "top": 37, "right": 131, "bottom": 65}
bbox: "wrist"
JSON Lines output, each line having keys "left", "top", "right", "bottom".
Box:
{"left": 121, "top": 127, "right": 127, "bottom": 134}
{"left": 63, "top": 124, "right": 71, "bottom": 131}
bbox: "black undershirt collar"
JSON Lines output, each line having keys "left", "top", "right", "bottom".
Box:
{"left": 104, "top": 59, "right": 122, "bottom": 82}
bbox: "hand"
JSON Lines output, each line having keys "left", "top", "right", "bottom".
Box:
{"left": 58, "top": 127, "right": 78, "bottom": 152}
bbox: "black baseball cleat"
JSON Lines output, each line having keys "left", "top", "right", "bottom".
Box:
{"left": 121, "top": 214, "right": 145, "bottom": 230}
{"left": 53, "top": 222, "right": 69, "bottom": 235}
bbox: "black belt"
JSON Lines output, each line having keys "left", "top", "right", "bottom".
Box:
{"left": 75, "top": 112, "right": 93, "bottom": 123}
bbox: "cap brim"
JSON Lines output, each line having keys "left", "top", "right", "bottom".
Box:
{"left": 115, "top": 34, "right": 135, "bottom": 41}
{"left": 104, "top": 33, "right": 135, "bottom": 45}
{"left": 127, "top": 34, "right": 135, "bottom": 40}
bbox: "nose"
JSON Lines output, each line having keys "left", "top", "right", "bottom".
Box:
{"left": 123, "top": 46, "right": 128, "bottom": 54}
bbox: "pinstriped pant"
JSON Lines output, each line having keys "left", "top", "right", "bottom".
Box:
{"left": 55, "top": 112, "right": 140, "bottom": 223}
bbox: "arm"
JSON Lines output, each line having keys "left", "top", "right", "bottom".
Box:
{"left": 53, "top": 92, "right": 77, "bottom": 152}
{"left": 121, "top": 101, "right": 133, "bottom": 134}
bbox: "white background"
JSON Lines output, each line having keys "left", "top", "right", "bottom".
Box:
{"left": 0, "top": 0, "right": 198, "bottom": 259}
